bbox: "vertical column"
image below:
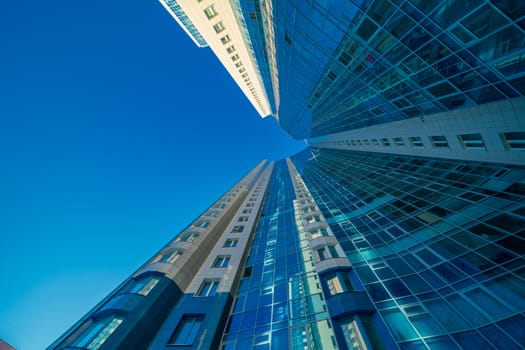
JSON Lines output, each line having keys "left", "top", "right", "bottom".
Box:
{"left": 286, "top": 159, "right": 393, "bottom": 350}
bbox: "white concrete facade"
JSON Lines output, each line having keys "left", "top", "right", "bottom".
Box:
{"left": 310, "top": 97, "right": 525, "bottom": 165}
{"left": 160, "top": 0, "right": 272, "bottom": 117}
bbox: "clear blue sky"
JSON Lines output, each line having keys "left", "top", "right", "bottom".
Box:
{"left": 0, "top": 1, "right": 305, "bottom": 348}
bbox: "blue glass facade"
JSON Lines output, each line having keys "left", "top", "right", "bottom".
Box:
{"left": 163, "top": 0, "right": 207, "bottom": 47}
{"left": 251, "top": 0, "right": 525, "bottom": 139}
{"left": 292, "top": 147, "right": 525, "bottom": 349}
{"left": 51, "top": 147, "right": 525, "bottom": 349}
{"left": 221, "top": 160, "right": 339, "bottom": 349}
{"left": 234, "top": 0, "right": 277, "bottom": 113}
{"left": 52, "top": 2, "right": 525, "bottom": 349}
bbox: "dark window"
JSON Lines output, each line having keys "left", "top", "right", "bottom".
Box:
{"left": 502, "top": 132, "right": 525, "bottom": 150}
{"left": 168, "top": 315, "right": 204, "bottom": 345}
{"left": 430, "top": 135, "right": 449, "bottom": 148}
{"left": 232, "top": 225, "right": 245, "bottom": 233}
{"left": 197, "top": 281, "right": 219, "bottom": 297}
{"left": 213, "top": 256, "right": 230, "bottom": 268}
{"left": 224, "top": 239, "right": 238, "bottom": 247}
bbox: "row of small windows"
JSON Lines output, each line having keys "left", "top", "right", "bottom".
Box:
{"left": 330, "top": 131, "right": 525, "bottom": 151}
{"left": 207, "top": 4, "right": 262, "bottom": 108}
{"left": 213, "top": 255, "right": 230, "bottom": 268}
{"left": 187, "top": 185, "right": 265, "bottom": 310}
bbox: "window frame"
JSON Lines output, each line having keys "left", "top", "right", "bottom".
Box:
{"left": 213, "top": 255, "right": 231, "bottom": 268}
{"left": 71, "top": 316, "right": 124, "bottom": 350}
{"left": 232, "top": 225, "right": 245, "bottom": 233}
{"left": 196, "top": 280, "right": 219, "bottom": 297}
{"left": 224, "top": 238, "right": 238, "bottom": 247}
{"left": 130, "top": 275, "right": 160, "bottom": 296}
{"left": 502, "top": 132, "right": 525, "bottom": 150}
{"left": 458, "top": 133, "right": 486, "bottom": 150}
{"left": 326, "top": 271, "right": 354, "bottom": 295}
{"left": 429, "top": 135, "right": 449, "bottom": 148}
{"left": 203, "top": 4, "right": 218, "bottom": 20}
{"left": 168, "top": 315, "right": 204, "bottom": 346}
{"left": 158, "top": 250, "right": 183, "bottom": 264}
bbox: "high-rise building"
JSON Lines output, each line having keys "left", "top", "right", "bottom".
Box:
{"left": 49, "top": 150, "right": 525, "bottom": 349}
{"left": 160, "top": 0, "right": 525, "bottom": 141}
{"left": 50, "top": 0, "right": 525, "bottom": 349}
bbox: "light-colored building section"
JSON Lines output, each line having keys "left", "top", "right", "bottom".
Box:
{"left": 310, "top": 97, "right": 525, "bottom": 166}
{"left": 287, "top": 159, "right": 351, "bottom": 274}
{"left": 133, "top": 160, "right": 268, "bottom": 290}
{"left": 186, "top": 162, "right": 273, "bottom": 295}
{"left": 160, "top": 0, "right": 272, "bottom": 117}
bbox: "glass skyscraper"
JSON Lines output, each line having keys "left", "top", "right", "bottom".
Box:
{"left": 50, "top": 0, "right": 525, "bottom": 349}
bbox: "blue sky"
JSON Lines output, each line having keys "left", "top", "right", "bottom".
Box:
{"left": 0, "top": 1, "right": 305, "bottom": 348}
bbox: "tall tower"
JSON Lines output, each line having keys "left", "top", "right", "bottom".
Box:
{"left": 49, "top": 161, "right": 273, "bottom": 349}
{"left": 160, "top": 0, "right": 525, "bottom": 141}
{"left": 48, "top": 159, "right": 397, "bottom": 349}
{"left": 50, "top": 1, "right": 525, "bottom": 349}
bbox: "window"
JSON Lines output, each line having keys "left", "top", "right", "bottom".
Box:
{"left": 311, "top": 228, "right": 329, "bottom": 239}
{"left": 318, "top": 248, "right": 328, "bottom": 261}
{"left": 238, "top": 216, "right": 248, "bottom": 222}
{"left": 326, "top": 272, "right": 354, "bottom": 295}
{"left": 195, "top": 221, "right": 209, "bottom": 228}
{"left": 340, "top": 317, "right": 368, "bottom": 350}
{"left": 213, "top": 21, "right": 225, "bottom": 33}
{"left": 203, "top": 4, "right": 218, "bottom": 19}
{"left": 371, "top": 139, "right": 379, "bottom": 146}
{"left": 196, "top": 280, "right": 219, "bottom": 297}
{"left": 409, "top": 136, "right": 424, "bottom": 148}
{"left": 220, "top": 35, "right": 231, "bottom": 44}
{"left": 328, "top": 246, "right": 339, "bottom": 258}
{"left": 180, "top": 232, "right": 200, "bottom": 243}
{"left": 168, "top": 316, "right": 203, "bottom": 345}
{"left": 232, "top": 225, "right": 244, "bottom": 233}
{"left": 393, "top": 137, "right": 405, "bottom": 147}
{"left": 224, "top": 239, "right": 238, "bottom": 247}
{"left": 213, "top": 256, "right": 230, "bottom": 268}
{"left": 231, "top": 54, "right": 240, "bottom": 61}
{"left": 307, "top": 216, "right": 321, "bottom": 224}
{"left": 459, "top": 133, "right": 486, "bottom": 149}
{"left": 130, "top": 276, "right": 160, "bottom": 296}
{"left": 430, "top": 135, "right": 449, "bottom": 148}
{"left": 318, "top": 245, "right": 339, "bottom": 261}
{"left": 502, "top": 132, "right": 525, "bottom": 150}
{"left": 158, "top": 251, "right": 183, "bottom": 264}
{"left": 72, "top": 316, "right": 124, "bottom": 350}
{"left": 242, "top": 209, "right": 252, "bottom": 214}
{"left": 226, "top": 45, "right": 235, "bottom": 54}
{"left": 381, "top": 138, "right": 391, "bottom": 146}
